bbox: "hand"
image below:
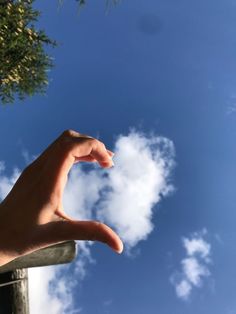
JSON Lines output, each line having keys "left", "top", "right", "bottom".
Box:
{"left": 0, "top": 130, "right": 123, "bottom": 266}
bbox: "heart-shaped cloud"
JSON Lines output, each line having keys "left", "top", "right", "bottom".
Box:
{"left": 63, "top": 129, "right": 175, "bottom": 250}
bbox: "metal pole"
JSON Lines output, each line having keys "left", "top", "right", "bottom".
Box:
{"left": 0, "top": 241, "right": 76, "bottom": 313}
{"left": 0, "top": 269, "right": 29, "bottom": 314}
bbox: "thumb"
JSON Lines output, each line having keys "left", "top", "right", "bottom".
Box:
{"left": 37, "top": 220, "right": 123, "bottom": 254}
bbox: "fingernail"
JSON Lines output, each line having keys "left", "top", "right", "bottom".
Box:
{"left": 115, "top": 245, "right": 123, "bottom": 254}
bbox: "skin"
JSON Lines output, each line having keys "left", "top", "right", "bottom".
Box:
{"left": 0, "top": 130, "right": 123, "bottom": 267}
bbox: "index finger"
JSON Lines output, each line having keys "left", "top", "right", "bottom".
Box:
{"left": 54, "top": 130, "right": 114, "bottom": 182}
{"left": 62, "top": 133, "right": 114, "bottom": 168}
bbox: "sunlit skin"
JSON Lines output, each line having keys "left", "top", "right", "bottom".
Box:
{"left": 0, "top": 130, "right": 123, "bottom": 267}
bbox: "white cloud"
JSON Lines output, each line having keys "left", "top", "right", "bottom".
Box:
{"left": 0, "top": 129, "right": 175, "bottom": 314}
{"left": 171, "top": 230, "right": 212, "bottom": 301}
{"left": 175, "top": 280, "right": 192, "bottom": 300}
{"left": 28, "top": 265, "right": 80, "bottom": 314}
{"left": 97, "top": 131, "right": 175, "bottom": 249}
{"left": 74, "top": 241, "right": 95, "bottom": 279}
{"left": 63, "top": 130, "right": 175, "bottom": 250}
{"left": 183, "top": 234, "right": 211, "bottom": 260}
{"left": 63, "top": 167, "right": 105, "bottom": 220}
{"left": 181, "top": 257, "right": 210, "bottom": 287}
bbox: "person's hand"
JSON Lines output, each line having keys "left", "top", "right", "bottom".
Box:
{"left": 0, "top": 130, "right": 123, "bottom": 267}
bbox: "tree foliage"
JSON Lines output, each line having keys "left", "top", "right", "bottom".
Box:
{"left": 0, "top": 0, "right": 56, "bottom": 104}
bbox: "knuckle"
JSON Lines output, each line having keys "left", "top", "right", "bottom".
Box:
{"left": 87, "top": 138, "right": 99, "bottom": 148}
{"left": 61, "top": 129, "right": 78, "bottom": 138}
{"left": 99, "top": 141, "right": 106, "bottom": 149}
{"left": 94, "top": 139, "right": 105, "bottom": 150}
{"left": 59, "top": 130, "right": 77, "bottom": 149}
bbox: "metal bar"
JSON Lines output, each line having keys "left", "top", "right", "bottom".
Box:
{"left": 0, "top": 279, "right": 23, "bottom": 288}
{"left": 0, "top": 241, "right": 76, "bottom": 273}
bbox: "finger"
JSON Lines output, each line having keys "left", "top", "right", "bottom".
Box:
{"left": 75, "top": 155, "right": 97, "bottom": 162}
{"left": 106, "top": 150, "right": 115, "bottom": 157}
{"left": 75, "top": 151, "right": 113, "bottom": 164}
{"left": 64, "top": 131, "right": 114, "bottom": 168}
{"left": 37, "top": 130, "right": 114, "bottom": 194}
{"left": 38, "top": 220, "right": 123, "bottom": 254}
{"left": 58, "top": 131, "right": 114, "bottom": 176}
{"left": 89, "top": 144, "right": 114, "bottom": 168}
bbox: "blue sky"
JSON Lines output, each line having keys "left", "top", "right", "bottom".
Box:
{"left": 1, "top": 0, "right": 236, "bottom": 313}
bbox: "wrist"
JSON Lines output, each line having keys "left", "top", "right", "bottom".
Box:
{"left": 0, "top": 202, "right": 18, "bottom": 267}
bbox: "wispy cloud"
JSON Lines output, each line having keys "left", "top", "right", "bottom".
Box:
{"left": 226, "top": 93, "right": 236, "bottom": 115}
{"left": 0, "top": 129, "right": 175, "bottom": 313}
{"left": 0, "top": 162, "right": 20, "bottom": 201}
{"left": 171, "top": 229, "right": 212, "bottom": 301}
{"left": 227, "top": 105, "right": 236, "bottom": 115}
